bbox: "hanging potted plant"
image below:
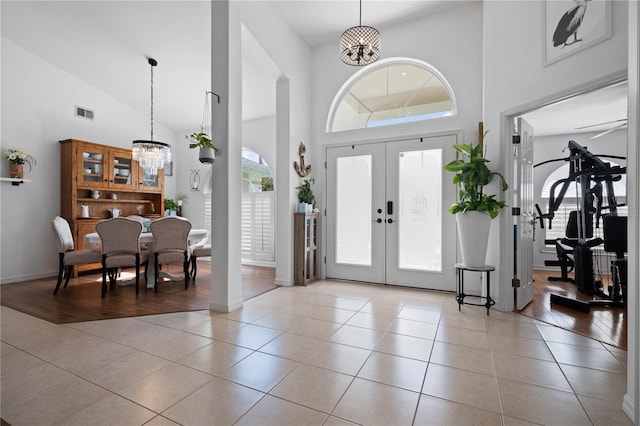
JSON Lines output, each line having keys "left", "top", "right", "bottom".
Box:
{"left": 186, "top": 132, "right": 219, "bottom": 164}
{"left": 444, "top": 132, "right": 508, "bottom": 267}
{"left": 3, "top": 149, "right": 36, "bottom": 179}
{"left": 295, "top": 178, "right": 315, "bottom": 213}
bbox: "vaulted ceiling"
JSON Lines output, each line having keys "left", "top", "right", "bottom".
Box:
{"left": 1, "top": 1, "right": 626, "bottom": 138}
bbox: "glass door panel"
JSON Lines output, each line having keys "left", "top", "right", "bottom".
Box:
{"left": 385, "top": 136, "right": 456, "bottom": 290}
{"left": 336, "top": 155, "right": 373, "bottom": 266}
{"left": 397, "top": 148, "right": 442, "bottom": 271}
{"left": 326, "top": 143, "right": 386, "bottom": 284}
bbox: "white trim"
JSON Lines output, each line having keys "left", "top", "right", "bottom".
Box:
{"left": 209, "top": 300, "right": 244, "bottom": 313}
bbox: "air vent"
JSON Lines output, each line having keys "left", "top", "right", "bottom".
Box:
{"left": 75, "top": 106, "right": 95, "bottom": 120}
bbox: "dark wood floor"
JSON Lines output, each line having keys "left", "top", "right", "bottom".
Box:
{"left": 519, "top": 270, "right": 627, "bottom": 350}
{"left": 0, "top": 263, "right": 276, "bottom": 324}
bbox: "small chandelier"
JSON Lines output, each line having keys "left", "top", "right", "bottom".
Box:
{"left": 340, "top": 0, "right": 380, "bottom": 66}
{"left": 132, "top": 57, "right": 171, "bottom": 176}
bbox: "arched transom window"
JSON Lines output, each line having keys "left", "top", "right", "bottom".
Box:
{"left": 327, "top": 58, "right": 457, "bottom": 132}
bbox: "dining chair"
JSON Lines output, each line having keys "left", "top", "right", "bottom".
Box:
{"left": 149, "top": 217, "right": 192, "bottom": 292}
{"left": 96, "top": 217, "right": 149, "bottom": 297}
{"left": 190, "top": 244, "right": 211, "bottom": 283}
{"left": 51, "top": 216, "right": 102, "bottom": 295}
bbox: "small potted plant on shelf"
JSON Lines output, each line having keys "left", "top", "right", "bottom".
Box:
{"left": 443, "top": 131, "right": 508, "bottom": 267}
{"left": 2, "top": 148, "right": 36, "bottom": 179}
{"left": 186, "top": 132, "right": 219, "bottom": 164}
{"left": 295, "top": 178, "right": 315, "bottom": 213}
{"left": 164, "top": 198, "right": 179, "bottom": 216}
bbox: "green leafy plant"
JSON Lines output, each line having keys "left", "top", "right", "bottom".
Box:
{"left": 164, "top": 198, "right": 178, "bottom": 211}
{"left": 186, "top": 132, "right": 220, "bottom": 155}
{"left": 443, "top": 133, "right": 508, "bottom": 219}
{"left": 261, "top": 176, "right": 274, "bottom": 191}
{"left": 295, "top": 178, "right": 315, "bottom": 206}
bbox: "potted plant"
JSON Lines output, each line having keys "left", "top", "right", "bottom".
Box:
{"left": 2, "top": 148, "right": 36, "bottom": 179}
{"left": 295, "top": 178, "right": 315, "bottom": 213}
{"left": 164, "top": 198, "right": 179, "bottom": 216}
{"left": 186, "top": 132, "right": 219, "bottom": 164}
{"left": 444, "top": 132, "right": 508, "bottom": 267}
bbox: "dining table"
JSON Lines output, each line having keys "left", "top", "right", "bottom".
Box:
{"left": 84, "top": 227, "right": 210, "bottom": 289}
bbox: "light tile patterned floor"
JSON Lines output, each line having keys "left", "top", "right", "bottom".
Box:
{"left": 0, "top": 280, "right": 632, "bottom": 425}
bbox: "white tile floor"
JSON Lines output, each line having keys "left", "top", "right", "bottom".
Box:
{"left": 1, "top": 280, "right": 632, "bottom": 425}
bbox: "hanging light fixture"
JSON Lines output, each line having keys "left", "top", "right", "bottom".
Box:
{"left": 340, "top": 0, "right": 380, "bottom": 66}
{"left": 132, "top": 57, "right": 171, "bottom": 176}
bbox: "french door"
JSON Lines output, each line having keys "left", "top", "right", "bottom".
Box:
{"left": 326, "top": 135, "right": 456, "bottom": 290}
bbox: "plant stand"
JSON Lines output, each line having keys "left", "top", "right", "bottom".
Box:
{"left": 455, "top": 263, "right": 495, "bottom": 315}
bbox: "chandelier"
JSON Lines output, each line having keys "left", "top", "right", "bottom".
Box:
{"left": 132, "top": 57, "right": 171, "bottom": 176}
{"left": 340, "top": 0, "right": 380, "bottom": 66}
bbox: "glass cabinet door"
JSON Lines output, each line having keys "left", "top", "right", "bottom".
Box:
{"left": 110, "top": 151, "right": 137, "bottom": 190}
{"left": 137, "top": 166, "right": 164, "bottom": 193}
{"left": 78, "top": 147, "right": 108, "bottom": 188}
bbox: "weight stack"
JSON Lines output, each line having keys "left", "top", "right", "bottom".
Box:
{"left": 574, "top": 244, "right": 594, "bottom": 295}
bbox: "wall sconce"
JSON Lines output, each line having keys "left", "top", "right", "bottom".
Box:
{"left": 190, "top": 169, "right": 200, "bottom": 191}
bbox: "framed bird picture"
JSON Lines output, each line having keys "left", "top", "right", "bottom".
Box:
{"left": 544, "top": 0, "right": 612, "bottom": 66}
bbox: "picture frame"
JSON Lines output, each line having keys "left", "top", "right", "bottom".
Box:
{"left": 164, "top": 161, "right": 173, "bottom": 176}
{"left": 543, "top": 0, "right": 612, "bottom": 66}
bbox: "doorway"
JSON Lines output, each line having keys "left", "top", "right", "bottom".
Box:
{"left": 325, "top": 134, "right": 456, "bottom": 291}
{"left": 507, "top": 79, "right": 628, "bottom": 348}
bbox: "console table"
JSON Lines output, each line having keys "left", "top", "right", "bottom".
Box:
{"left": 455, "top": 263, "right": 495, "bottom": 315}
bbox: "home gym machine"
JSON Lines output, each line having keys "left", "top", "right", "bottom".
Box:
{"left": 534, "top": 140, "right": 627, "bottom": 312}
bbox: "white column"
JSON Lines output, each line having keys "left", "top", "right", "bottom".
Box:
{"left": 209, "top": 0, "right": 243, "bottom": 312}
{"left": 274, "top": 78, "right": 294, "bottom": 286}
{"left": 624, "top": 2, "right": 639, "bottom": 423}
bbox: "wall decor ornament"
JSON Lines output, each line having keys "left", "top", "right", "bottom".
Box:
{"left": 190, "top": 169, "right": 201, "bottom": 191}
{"left": 544, "top": 0, "right": 612, "bottom": 66}
{"left": 293, "top": 142, "right": 312, "bottom": 177}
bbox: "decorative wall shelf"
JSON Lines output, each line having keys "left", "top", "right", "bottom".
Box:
{"left": 0, "top": 177, "right": 31, "bottom": 186}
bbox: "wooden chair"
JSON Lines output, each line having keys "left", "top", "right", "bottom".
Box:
{"left": 51, "top": 216, "right": 102, "bottom": 295}
{"left": 96, "top": 218, "right": 149, "bottom": 297}
{"left": 190, "top": 244, "right": 211, "bottom": 283}
{"left": 149, "top": 217, "right": 192, "bottom": 292}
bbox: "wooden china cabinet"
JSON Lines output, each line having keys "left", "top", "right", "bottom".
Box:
{"left": 60, "top": 139, "right": 165, "bottom": 274}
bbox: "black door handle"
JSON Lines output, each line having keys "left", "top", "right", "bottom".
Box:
{"left": 387, "top": 218, "right": 393, "bottom": 224}
{"left": 376, "top": 218, "right": 382, "bottom": 223}
{"left": 387, "top": 201, "right": 393, "bottom": 215}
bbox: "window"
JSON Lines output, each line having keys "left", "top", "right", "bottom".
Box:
{"left": 327, "top": 58, "right": 456, "bottom": 132}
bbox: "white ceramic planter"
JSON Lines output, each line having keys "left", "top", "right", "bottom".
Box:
{"left": 199, "top": 147, "right": 216, "bottom": 164}
{"left": 456, "top": 211, "right": 492, "bottom": 267}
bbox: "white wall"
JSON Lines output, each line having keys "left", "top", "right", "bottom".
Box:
{"left": 208, "top": 0, "right": 310, "bottom": 307}
{"left": 237, "top": 2, "right": 311, "bottom": 286}
{"left": 310, "top": 2, "right": 484, "bottom": 280}
{"left": 0, "top": 38, "right": 177, "bottom": 283}
{"left": 483, "top": 0, "right": 628, "bottom": 311}
{"left": 532, "top": 130, "right": 627, "bottom": 270}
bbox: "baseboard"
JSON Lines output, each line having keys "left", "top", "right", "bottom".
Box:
{"left": 0, "top": 271, "right": 58, "bottom": 285}
{"left": 274, "top": 278, "right": 293, "bottom": 286}
{"left": 209, "top": 300, "right": 243, "bottom": 313}
{"left": 622, "top": 394, "right": 636, "bottom": 424}
{"left": 241, "top": 259, "right": 275, "bottom": 268}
